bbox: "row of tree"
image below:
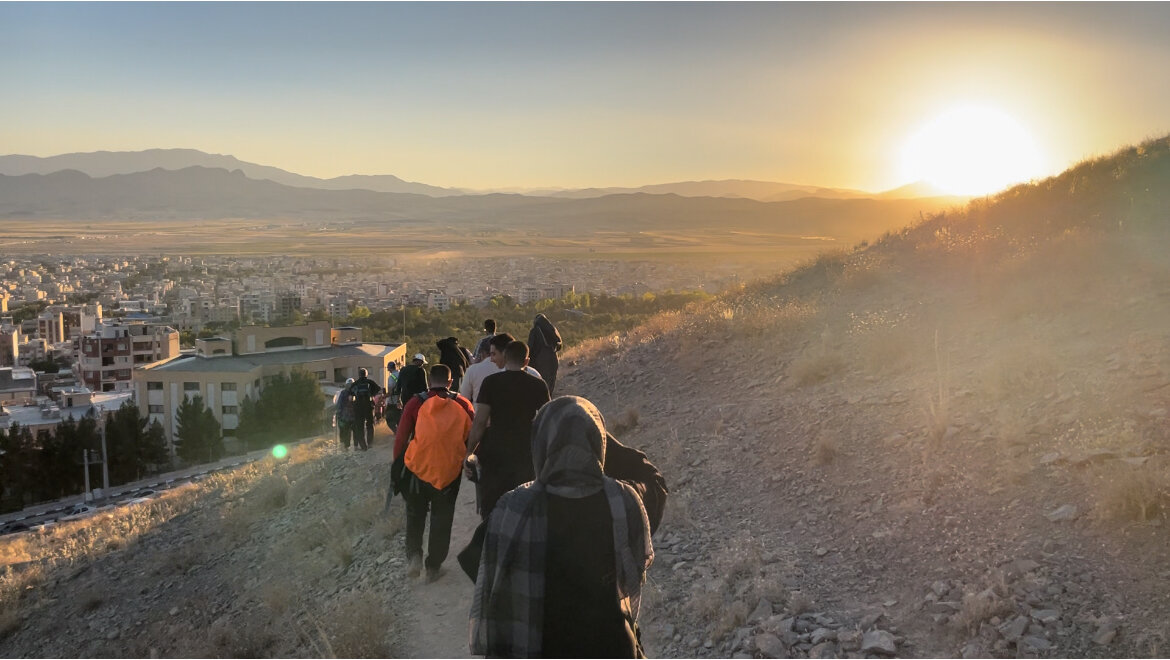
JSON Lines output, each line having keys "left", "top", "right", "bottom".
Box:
{"left": 0, "top": 402, "right": 169, "bottom": 512}
{"left": 1, "top": 369, "right": 328, "bottom": 512}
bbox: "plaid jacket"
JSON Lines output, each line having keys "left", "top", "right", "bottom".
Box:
{"left": 469, "top": 477, "right": 651, "bottom": 657}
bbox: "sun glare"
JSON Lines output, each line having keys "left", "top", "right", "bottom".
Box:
{"left": 899, "top": 105, "right": 1044, "bottom": 196}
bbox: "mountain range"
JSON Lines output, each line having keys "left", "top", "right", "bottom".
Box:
{"left": 0, "top": 148, "right": 952, "bottom": 201}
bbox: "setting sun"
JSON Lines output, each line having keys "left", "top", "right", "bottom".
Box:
{"left": 899, "top": 105, "right": 1045, "bottom": 196}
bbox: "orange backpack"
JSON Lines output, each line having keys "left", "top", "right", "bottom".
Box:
{"left": 405, "top": 391, "right": 472, "bottom": 490}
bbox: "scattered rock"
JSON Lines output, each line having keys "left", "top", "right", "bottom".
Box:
{"left": 755, "top": 633, "right": 786, "bottom": 659}
{"left": 1093, "top": 617, "right": 1121, "bottom": 646}
{"left": 837, "top": 629, "right": 862, "bottom": 652}
{"left": 749, "top": 598, "right": 773, "bottom": 624}
{"left": 1018, "top": 635, "right": 1053, "bottom": 652}
{"left": 860, "top": 630, "right": 896, "bottom": 655}
{"left": 999, "top": 615, "right": 1029, "bottom": 642}
{"left": 810, "top": 627, "right": 836, "bottom": 644}
{"left": 809, "top": 641, "right": 839, "bottom": 658}
{"left": 168, "top": 607, "right": 179, "bottom": 616}
{"left": 1045, "top": 505, "right": 1078, "bottom": 522}
{"left": 1030, "top": 608, "right": 1060, "bottom": 624}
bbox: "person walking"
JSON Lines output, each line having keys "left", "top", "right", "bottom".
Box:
{"left": 348, "top": 367, "right": 382, "bottom": 451}
{"left": 393, "top": 364, "right": 474, "bottom": 582}
{"left": 464, "top": 340, "right": 550, "bottom": 519}
{"left": 437, "top": 336, "right": 470, "bottom": 392}
{"left": 528, "top": 313, "right": 563, "bottom": 395}
{"left": 471, "top": 319, "right": 496, "bottom": 364}
{"left": 384, "top": 361, "right": 402, "bottom": 432}
{"left": 333, "top": 377, "right": 356, "bottom": 450}
{"left": 469, "top": 396, "right": 657, "bottom": 658}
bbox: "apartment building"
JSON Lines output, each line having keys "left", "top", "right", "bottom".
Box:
{"left": 78, "top": 321, "right": 180, "bottom": 393}
{"left": 0, "top": 367, "right": 36, "bottom": 404}
{"left": 133, "top": 321, "right": 406, "bottom": 454}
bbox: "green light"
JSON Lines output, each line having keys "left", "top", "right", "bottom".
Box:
{"left": 272, "top": 444, "right": 289, "bottom": 460}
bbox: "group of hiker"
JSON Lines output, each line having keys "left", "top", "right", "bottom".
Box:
{"left": 335, "top": 314, "right": 667, "bottom": 657}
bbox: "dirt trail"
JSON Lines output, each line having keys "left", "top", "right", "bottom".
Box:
{"left": 394, "top": 476, "right": 479, "bottom": 659}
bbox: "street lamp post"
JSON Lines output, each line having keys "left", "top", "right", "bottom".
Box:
{"left": 98, "top": 405, "right": 109, "bottom": 495}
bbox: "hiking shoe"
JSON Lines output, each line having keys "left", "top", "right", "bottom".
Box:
{"left": 426, "top": 566, "right": 443, "bottom": 584}
{"left": 407, "top": 556, "right": 423, "bottom": 578}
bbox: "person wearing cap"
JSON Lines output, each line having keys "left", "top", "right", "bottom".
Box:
{"left": 393, "top": 352, "right": 430, "bottom": 412}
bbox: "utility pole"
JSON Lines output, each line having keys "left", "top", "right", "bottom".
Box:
{"left": 82, "top": 449, "right": 91, "bottom": 502}
{"left": 402, "top": 303, "right": 406, "bottom": 345}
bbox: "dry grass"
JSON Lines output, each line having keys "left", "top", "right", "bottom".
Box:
{"left": 249, "top": 473, "right": 291, "bottom": 512}
{"left": 610, "top": 406, "right": 641, "bottom": 437}
{"left": 287, "top": 468, "right": 327, "bottom": 509}
{"left": 324, "top": 590, "right": 395, "bottom": 658}
{"left": 952, "top": 589, "right": 1015, "bottom": 635}
{"left": 208, "top": 610, "right": 278, "bottom": 657}
{"left": 1094, "top": 460, "right": 1170, "bottom": 522}
{"left": 787, "top": 590, "right": 814, "bottom": 615}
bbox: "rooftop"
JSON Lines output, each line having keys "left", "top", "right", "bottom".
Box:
{"left": 142, "top": 343, "right": 403, "bottom": 374}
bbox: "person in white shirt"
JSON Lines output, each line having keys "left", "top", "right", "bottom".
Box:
{"left": 461, "top": 333, "right": 542, "bottom": 405}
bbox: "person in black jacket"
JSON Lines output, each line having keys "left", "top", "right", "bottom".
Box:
{"left": 528, "top": 313, "right": 563, "bottom": 395}
{"left": 437, "top": 336, "right": 470, "bottom": 392}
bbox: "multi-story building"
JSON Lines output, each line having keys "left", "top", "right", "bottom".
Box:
{"left": 0, "top": 323, "right": 18, "bottom": 367}
{"left": 77, "top": 321, "right": 180, "bottom": 393}
{"left": 0, "top": 367, "right": 36, "bottom": 404}
{"left": 37, "top": 310, "right": 65, "bottom": 344}
{"left": 133, "top": 321, "right": 405, "bottom": 455}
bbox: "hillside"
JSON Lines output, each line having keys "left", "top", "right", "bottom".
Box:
{"left": 4, "top": 137, "right": 1170, "bottom": 658}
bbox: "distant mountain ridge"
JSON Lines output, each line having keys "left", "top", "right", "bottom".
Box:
{"left": 0, "top": 149, "right": 469, "bottom": 198}
{"left": 0, "top": 149, "right": 946, "bottom": 202}
{"left": 0, "top": 166, "right": 963, "bottom": 242}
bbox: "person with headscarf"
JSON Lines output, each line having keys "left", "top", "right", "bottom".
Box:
{"left": 437, "top": 336, "right": 470, "bottom": 392}
{"left": 527, "top": 314, "right": 563, "bottom": 395}
{"left": 469, "top": 396, "right": 660, "bottom": 658}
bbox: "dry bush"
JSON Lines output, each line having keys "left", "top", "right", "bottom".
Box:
{"left": 324, "top": 590, "right": 395, "bottom": 658}
{"left": 249, "top": 473, "right": 291, "bottom": 512}
{"left": 625, "top": 310, "right": 682, "bottom": 345}
{"left": 1095, "top": 460, "right": 1170, "bottom": 521}
{"left": 610, "top": 406, "right": 641, "bottom": 437}
{"left": 952, "top": 589, "right": 1015, "bottom": 635}
{"left": 660, "top": 491, "right": 697, "bottom": 531}
{"left": 812, "top": 433, "right": 840, "bottom": 466}
{"left": 208, "top": 611, "right": 278, "bottom": 657}
{"left": 564, "top": 333, "right": 623, "bottom": 363}
{"left": 324, "top": 519, "right": 356, "bottom": 570}
{"left": 341, "top": 495, "right": 382, "bottom": 533}
{"left": 78, "top": 586, "right": 104, "bottom": 613}
{"left": 0, "top": 609, "right": 21, "bottom": 641}
{"left": 370, "top": 507, "right": 404, "bottom": 542}
{"left": 288, "top": 469, "right": 327, "bottom": 509}
{"left": 788, "top": 348, "right": 846, "bottom": 387}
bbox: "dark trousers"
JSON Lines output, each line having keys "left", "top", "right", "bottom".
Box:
{"left": 355, "top": 411, "right": 374, "bottom": 450}
{"left": 337, "top": 422, "right": 353, "bottom": 448}
{"left": 477, "top": 462, "right": 534, "bottom": 521}
{"left": 403, "top": 475, "right": 462, "bottom": 570}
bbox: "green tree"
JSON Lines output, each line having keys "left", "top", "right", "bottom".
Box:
{"left": 105, "top": 401, "right": 171, "bottom": 484}
{"left": 236, "top": 369, "right": 326, "bottom": 450}
{"left": 0, "top": 422, "right": 37, "bottom": 511}
{"left": 174, "top": 395, "right": 223, "bottom": 465}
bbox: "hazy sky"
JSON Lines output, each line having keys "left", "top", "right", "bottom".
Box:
{"left": 3, "top": 2, "right": 1170, "bottom": 191}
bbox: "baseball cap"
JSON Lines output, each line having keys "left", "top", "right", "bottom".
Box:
{"left": 413, "top": 353, "right": 427, "bottom": 363}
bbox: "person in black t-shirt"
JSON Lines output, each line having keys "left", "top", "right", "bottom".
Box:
{"left": 465, "top": 340, "right": 550, "bottom": 519}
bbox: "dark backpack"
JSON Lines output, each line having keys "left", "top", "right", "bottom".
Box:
{"left": 350, "top": 378, "right": 376, "bottom": 409}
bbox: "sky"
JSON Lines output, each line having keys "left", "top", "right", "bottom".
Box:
{"left": 3, "top": 2, "right": 1170, "bottom": 192}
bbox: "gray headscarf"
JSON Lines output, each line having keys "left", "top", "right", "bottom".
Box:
{"left": 470, "top": 396, "right": 653, "bottom": 657}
